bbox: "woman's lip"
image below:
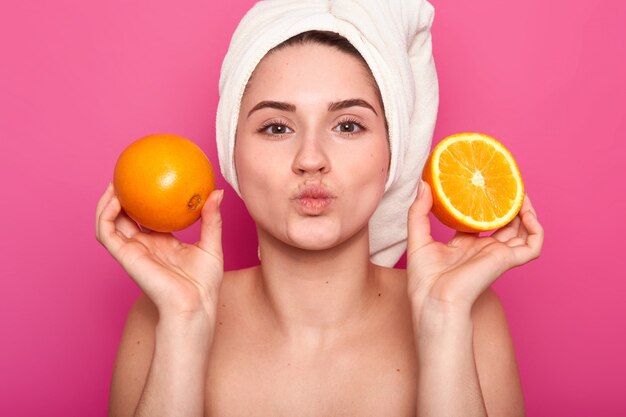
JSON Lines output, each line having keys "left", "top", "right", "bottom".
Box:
{"left": 291, "top": 183, "right": 336, "bottom": 215}
{"left": 293, "top": 196, "right": 334, "bottom": 216}
{"left": 293, "top": 184, "right": 336, "bottom": 200}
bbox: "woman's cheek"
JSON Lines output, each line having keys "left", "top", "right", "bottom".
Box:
{"left": 238, "top": 149, "right": 288, "bottom": 218}
{"left": 344, "top": 162, "right": 386, "bottom": 214}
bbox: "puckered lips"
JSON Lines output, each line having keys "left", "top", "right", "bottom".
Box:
{"left": 291, "top": 183, "right": 336, "bottom": 216}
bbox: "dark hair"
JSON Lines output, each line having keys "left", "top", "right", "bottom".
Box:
{"left": 270, "top": 30, "right": 364, "bottom": 61}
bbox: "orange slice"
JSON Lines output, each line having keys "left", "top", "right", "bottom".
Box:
{"left": 422, "top": 132, "right": 525, "bottom": 232}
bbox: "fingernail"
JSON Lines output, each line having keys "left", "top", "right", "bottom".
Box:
{"left": 217, "top": 190, "right": 225, "bottom": 207}
{"left": 418, "top": 180, "right": 426, "bottom": 198}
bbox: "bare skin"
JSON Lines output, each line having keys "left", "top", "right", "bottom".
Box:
{"left": 100, "top": 43, "right": 542, "bottom": 417}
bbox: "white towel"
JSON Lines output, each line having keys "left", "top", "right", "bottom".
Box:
{"left": 216, "top": 0, "right": 439, "bottom": 267}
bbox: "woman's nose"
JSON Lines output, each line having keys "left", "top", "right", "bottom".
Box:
{"left": 291, "top": 133, "right": 330, "bottom": 176}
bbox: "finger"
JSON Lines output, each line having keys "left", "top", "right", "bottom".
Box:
{"left": 492, "top": 193, "right": 537, "bottom": 243}
{"left": 511, "top": 209, "right": 544, "bottom": 264}
{"left": 408, "top": 180, "right": 434, "bottom": 251}
{"left": 96, "top": 182, "right": 141, "bottom": 239}
{"left": 491, "top": 216, "right": 521, "bottom": 242}
{"left": 115, "top": 209, "right": 142, "bottom": 239}
{"left": 197, "top": 189, "right": 224, "bottom": 257}
{"left": 520, "top": 194, "right": 537, "bottom": 219}
{"left": 139, "top": 224, "right": 154, "bottom": 234}
{"left": 95, "top": 183, "right": 115, "bottom": 236}
{"left": 516, "top": 215, "right": 529, "bottom": 241}
{"left": 505, "top": 236, "right": 526, "bottom": 247}
{"left": 96, "top": 190, "right": 127, "bottom": 257}
{"left": 516, "top": 194, "right": 536, "bottom": 241}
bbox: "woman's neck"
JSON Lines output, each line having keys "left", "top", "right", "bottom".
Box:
{"left": 253, "top": 225, "right": 383, "bottom": 349}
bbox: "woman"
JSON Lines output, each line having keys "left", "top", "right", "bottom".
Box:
{"left": 97, "top": 1, "right": 543, "bottom": 416}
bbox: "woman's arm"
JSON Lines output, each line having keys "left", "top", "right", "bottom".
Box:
{"left": 407, "top": 180, "right": 543, "bottom": 416}
{"left": 96, "top": 184, "right": 225, "bottom": 417}
{"left": 108, "top": 295, "right": 157, "bottom": 416}
{"left": 472, "top": 290, "right": 525, "bottom": 416}
{"left": 108, "top": 295, "right": 215, "bottom": 417}
{"left": 413, "top": 289, "right": 524, "bottom": 417}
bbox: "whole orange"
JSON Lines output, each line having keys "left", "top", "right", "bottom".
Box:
{"left": 113, "top": 133, "right": 215, "bottom": 232}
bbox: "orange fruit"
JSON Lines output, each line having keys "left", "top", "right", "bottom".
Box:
{"left": 113, "top": 133, "right": 215, "bottom": 232}
{"left": 422, "top": 132, "right": 524, "bottom": 232}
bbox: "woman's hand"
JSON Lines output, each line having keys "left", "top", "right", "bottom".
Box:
{"left": 96, "top": 183, "right": 225, "bottom": 323}
{"left": 406, "top": 180, "right": 544, "bottom": 318}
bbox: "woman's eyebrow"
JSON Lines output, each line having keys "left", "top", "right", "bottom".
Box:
{"left": 246, "top": 98, "right": 378, "bottom": 118}
{"left": 328, "top": 98, "right": 378, "bottom": 116}
{"left": 247, "top": 101, "right": 296, "bottom": 118}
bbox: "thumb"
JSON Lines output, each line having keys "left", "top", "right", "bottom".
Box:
{"left": 407, "top": 179, "right": 434, "bottom": 251}
{"left": 197, "top": 189, "right": 224, "bottom": 256}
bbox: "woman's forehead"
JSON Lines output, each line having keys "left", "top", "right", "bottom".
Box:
{"left": 242, "top": 43, "right": 380, "bottom": 107}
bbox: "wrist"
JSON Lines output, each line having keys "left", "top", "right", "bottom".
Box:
{"left": 142, "top": 315, "right": 213, "bottom": 416}
{"left": 157, "top": 293, "right": 219, "bottom": 325}
{"left": 156, "top": 313, "right": 215, "bottom": 348}
{"left": 412, "top": 307, "right": 475, "bottom": 367}
{"left": 411, "top": 297, "right": 474, "bottom": 338}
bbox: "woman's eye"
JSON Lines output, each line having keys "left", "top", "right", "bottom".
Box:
{"left": 334, "top": 121, "right": 363, "bottom": 134}
{"left": 260, "top": 123, "right": 293, "bottom": 136}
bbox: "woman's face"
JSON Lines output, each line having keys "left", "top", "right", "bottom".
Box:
{"left": 234, "top": 43, "right": 389, "bottom": 251}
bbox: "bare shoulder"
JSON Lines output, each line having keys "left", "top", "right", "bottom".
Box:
{"left": 108, "top": 270, "right": 257, "bottom": 416}
{"left": 471, "top": 288, "right": 525, "bottom": 416}
{"left": 374, "top": 268, "right": 525, "bottom": 415}
{"left": 471, "top": 289, "right": 517, "bottom": 353}
{"left": 108, "top": 293, "right": 158, "bottom": 417}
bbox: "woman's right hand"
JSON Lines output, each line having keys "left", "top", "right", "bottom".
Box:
{"left": 96, "top": 183, "right": 225, "bottom": 323}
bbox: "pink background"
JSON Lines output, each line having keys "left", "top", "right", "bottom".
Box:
{"left": 1, "top": 0, "right": 624, "bottom": 415}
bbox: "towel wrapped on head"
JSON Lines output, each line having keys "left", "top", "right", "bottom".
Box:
{"left": 216, "top": 0, "right": 439, "bottom": 267}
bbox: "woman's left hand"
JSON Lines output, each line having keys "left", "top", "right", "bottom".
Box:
{"left": 406, "top": 180, "right": 544, "bottom": 318}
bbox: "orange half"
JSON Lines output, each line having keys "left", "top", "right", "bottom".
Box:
{"left": 422, "top": 132, "right": 525, "bottom": 232}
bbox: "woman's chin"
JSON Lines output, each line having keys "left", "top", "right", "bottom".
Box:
{"left": 286, "top": 233, "right": 341, "bottom": 251}
{"left": 284, "top": 223, "right": 344, "bottom": 252}
{"left": 257, "top": 214, "right": 367, "bottom": 253}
